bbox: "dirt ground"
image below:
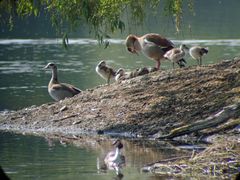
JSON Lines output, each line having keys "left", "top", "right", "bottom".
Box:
{"left": 0, "top": 58, "right": 240, "bottom": 140}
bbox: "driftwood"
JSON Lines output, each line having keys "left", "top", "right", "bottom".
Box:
{"left": 52, "top": 113, "right": 79, "bottom": 122}
{"left": 142, "top": 138, "right": 240, "bottom": 178}
{"left": 157, "top": 102, "right": 240, "bottom": 139}
{"left": 200, "top": 118, "right": 240, "bottom": 136}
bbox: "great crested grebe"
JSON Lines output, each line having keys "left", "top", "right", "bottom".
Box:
{"left": 104, "top": 139, "right": 125, "bottom": 175}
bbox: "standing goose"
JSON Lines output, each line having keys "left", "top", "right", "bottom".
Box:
{"left": 164, "top": 44, "right": 188, "bottom": 69}
{"left": 125, "top": 33, "right": 175, "bottom": 70}
{"left": 189, "top": 46, "right": 208, "bottom": 66}
{"left": 96, "top": 60, "right": 116, "bottom": 85}
{"left": 44, "top": 63, "right": 81, "bottom": 101}
{"left": 104, "top": 139, "right": 125, "bottom": 175}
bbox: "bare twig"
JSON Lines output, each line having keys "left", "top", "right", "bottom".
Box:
{"left": 52, "top": 113, "right": 79, "bottom": 122}
{"left": 157, "top": 102, "right": 240, "bottom": 139}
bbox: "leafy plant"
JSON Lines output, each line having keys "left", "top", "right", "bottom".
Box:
{"left": 0, "top": 0, "right": 194, "bottom": 40}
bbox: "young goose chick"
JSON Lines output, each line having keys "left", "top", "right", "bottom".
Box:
{"left": 104, "top": 139, "right": 125, "bottom": 175}
{"left": 96, "top": 60, "right": 116, "bottom": 85}
{"left": 115, "top": 67, "right": 157, "bottom": 82}
{"left": 125, "top": 33, "right": 174, "bottom": 70}
{"left": 115, "top": 68, "right": 136, "bottom": 81}
{"left": 115, "top": 68, "right": 125, "bottom": 82}
{"left": 44, "top": 63, "right": 81, "bottom": 101}
{"left": 164, "top": 44, "right": 188, "bottom": 69}
{"left": 189, "top": 46, "right": 208, "bottom": 66}
{"left": 148, "top": 67, "right": 158, "bottom": 73}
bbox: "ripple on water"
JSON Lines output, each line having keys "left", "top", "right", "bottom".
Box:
{"left": 1, "top": 38, "right": 240, "bottom": 46}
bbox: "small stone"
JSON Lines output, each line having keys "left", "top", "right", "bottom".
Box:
{"left": 72, "top": 120, "right": 81, "bottom": 125}
{"left": 60, "top": 105, "right": 68, "bottom": 112}
{"left": 196, "top": 88, "right": 202, "bottom": 93}
{"left": 97, "top": 130, "right": 104, "bottom": 135}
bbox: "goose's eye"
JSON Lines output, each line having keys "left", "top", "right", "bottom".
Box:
{"left": 127, "top": 47, "right": 132, "bottom": 52}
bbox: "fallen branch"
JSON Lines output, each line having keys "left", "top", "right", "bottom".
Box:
{"left": 144, "top": 155, "right": 191, "bottom": 167}
{"left": 142, "top": 139, "right": 240, "bottom": 178}
{"left": 52, "top": 114, "right": 79, "bottom": 122}
{"left": 200, "top": 118, "right": 240, "bottom": 136}
{"left": 157, "top": 102, "right": 240, "bottom": 139}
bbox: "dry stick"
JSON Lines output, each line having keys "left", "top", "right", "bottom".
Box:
{"left": 157, "top": 102, "right": 240, "bottom": 139}
{"left": 52, "top": 114, "right": 78, "bottom": 122}
{"left": 200, "top": 118, "right": 240, "bottom": 137}
{"left": 144, "top": 155, "right": 191, "bottom": 167}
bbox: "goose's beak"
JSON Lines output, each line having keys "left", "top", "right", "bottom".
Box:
{"left": 43, "top": 65, "right": 49, "bottom": 69}
{"left": 127, "top": 47, "right": 139, "bottom": 55}
{"left": 132, "top": 50, "right": 139, "bottom": 55}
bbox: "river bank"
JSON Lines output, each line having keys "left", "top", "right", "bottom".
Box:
{"left": 1, "top": 58, "right": 240, "bottom": 178}
{"left": 1, "top": 58, "right": 240, "bottom": 139}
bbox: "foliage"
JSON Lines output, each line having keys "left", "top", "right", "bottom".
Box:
{"left": 0, "top": 0, "right": 194, "bottom": 39}
{"left": 164, "top": 0, "right": 194, "bottom": 32}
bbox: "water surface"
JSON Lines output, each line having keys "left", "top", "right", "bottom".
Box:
{"left": 0, "top": 132, "right": 193, "bottom": 180}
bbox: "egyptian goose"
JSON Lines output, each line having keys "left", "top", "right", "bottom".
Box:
{"left": 44, "top": 63, "right": 81, "bottom": 101}
{"left": 189, "top": 46, "right": 208, "bottom": 66}
{"left": 96, "top": 60, "right": 116, "bottom": 85}
{"left": 104, "top": 139, "right": 125, "bottom": 175}
{"left": 164, "top": 44, "right": 188, "bottom": 68}
{"left": 125, "top": 33, "right": 175, "bottom": 70}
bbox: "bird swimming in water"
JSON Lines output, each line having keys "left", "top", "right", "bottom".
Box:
{"left": 189, "top": 46, "right": 208, "bottom": 66}
{"left": 125, "top": 33, "right": 176, "bottom": 70}
{"left": 96, "top": 60, "right": 116, "bottom": 85}
{"left": 104, "top": 139, "right": 125, "bottom": 175}
{"left": 164, "top": 44, "right": 188, "bottom": 68}
{"left": 44, "top": 63, "right": 81, "bottom": 101}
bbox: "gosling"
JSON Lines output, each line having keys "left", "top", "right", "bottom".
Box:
{"left": 189, "top": 46, "right": 208, "bottom": 66}
{"left": 164, "top": 44, "right": 188, "bottom": 69}
{"left": 96, "top": 60, "right": 116, "bottom": 85}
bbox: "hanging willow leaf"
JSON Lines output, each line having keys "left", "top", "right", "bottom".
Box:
{"left": 62, "top": 33, "right": 69, "bottom": 49}
{"left": 0, "top": 0, "right": 195, "bottom": 42}
{"left": 118, "top": 20, "right": 125, "bottom": 33}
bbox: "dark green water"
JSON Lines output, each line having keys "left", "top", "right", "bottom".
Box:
{"left": 0, "top": 132, "right": 191, "bottom": 180}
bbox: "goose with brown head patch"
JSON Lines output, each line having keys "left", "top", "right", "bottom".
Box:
{"left": 44, "top": 63, "right": 81, "bottom": 101}
{"left": 125, "top": 33, "right": 175, "bottom": 70}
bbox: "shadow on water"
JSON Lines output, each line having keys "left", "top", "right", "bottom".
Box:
{"left": 0, "top": 166, "right": 10, "bottom": 180}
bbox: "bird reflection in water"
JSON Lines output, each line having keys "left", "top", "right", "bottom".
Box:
{"left": 97, "top": 139, "right": 125, "bottom": 179}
